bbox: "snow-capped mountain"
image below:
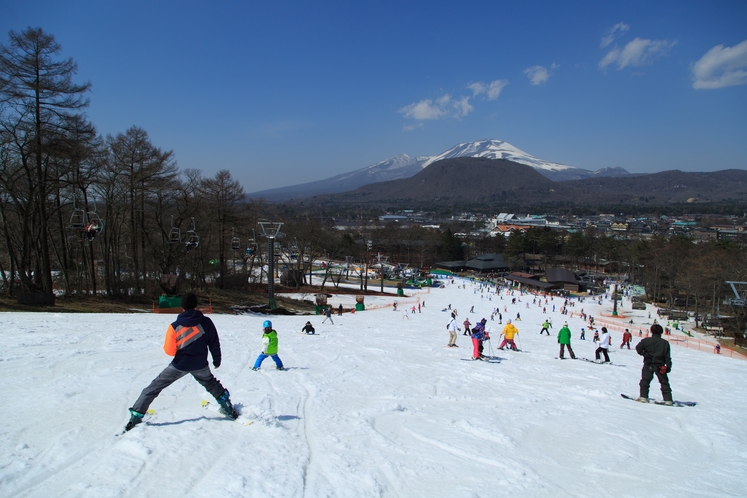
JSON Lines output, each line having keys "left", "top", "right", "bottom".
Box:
{"left": 246, "top": 139, "right": 629, "bottom": 200}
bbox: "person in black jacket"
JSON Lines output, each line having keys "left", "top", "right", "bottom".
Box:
{"left": 635, "top": 323, "right": 673, "bottom": 405}
{"left": 301, "top": 321, "right": 316, "bottom": 334}
{"left": 124, "top": 292, "right": 237, "bottom": 431}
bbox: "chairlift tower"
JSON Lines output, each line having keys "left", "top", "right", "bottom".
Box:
{"left": 726, "top": 281, "right": 747, "bottom": 307}
{"left": 259, "top": 221, "right": 283, "bottom": 310}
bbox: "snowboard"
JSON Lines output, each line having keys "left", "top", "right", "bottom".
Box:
{"left": 621, "top": 393, "right": 697, "bottom": 407}
{"left": 201, "top": 400, "right": 255, "bottom": 425}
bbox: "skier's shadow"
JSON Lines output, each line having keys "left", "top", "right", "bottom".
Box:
{"left": 147, "top": 417, "right": 204, "bottom": 427}
{"left": 277, "top": 415, "right": 301, "bottom": 421}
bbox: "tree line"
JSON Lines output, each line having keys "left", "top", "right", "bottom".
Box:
{"left": 1, "top": 28, "right": 745, "bottom": 321}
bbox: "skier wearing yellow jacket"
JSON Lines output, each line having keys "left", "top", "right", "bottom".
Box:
{"left": 499, "top": 319, "right": 519, "bottom": 350}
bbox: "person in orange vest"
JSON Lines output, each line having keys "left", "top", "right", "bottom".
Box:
{"left": 124, "top": 292, "right": 237, "bottom": 432}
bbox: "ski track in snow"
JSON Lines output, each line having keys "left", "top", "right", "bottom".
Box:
{"left": 1, "top": 280, "right": 747, "bottom": 497}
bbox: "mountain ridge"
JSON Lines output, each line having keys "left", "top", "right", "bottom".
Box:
{"left": 247, "top": 139, "right": 630, "bottom": 201}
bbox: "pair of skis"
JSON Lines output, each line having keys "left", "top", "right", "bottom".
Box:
{"left": 119, "top": 402, "right": 253, "bottom": 435}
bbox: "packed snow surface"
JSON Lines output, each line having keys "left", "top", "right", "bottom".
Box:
{"left": 1, "top": 278, "right": 746, "bottom": 497}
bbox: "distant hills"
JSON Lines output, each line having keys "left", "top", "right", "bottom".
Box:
{"left": 292, "top": 157, "right": 747, "bottom": 209}
{"left": 246, "top": 139, "right": 747, "bottom": 209}
{"left": 247, "top": 139, "right": 631, "bottom": 202}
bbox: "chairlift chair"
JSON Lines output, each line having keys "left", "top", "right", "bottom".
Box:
{"left": 69, "top": 195, "right": 86, "bottom": 229}
{"left": 168, "top": 216, "right": 181, "bottom": 243}
{"left": 231, "top": 228, "right": 241, "bottom": 251}
{"left": 86, "top": 211, "right": 104, "bottom": 235}
{"left": 69, "top": 208, "right": 86, "bottom": 229}
{"left": 185, "top": 217, "right": 200, "bottom": 251}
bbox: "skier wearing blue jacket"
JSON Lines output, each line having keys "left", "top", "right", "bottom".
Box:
{"left": 471, "top": 319, "right": 489, "bottom": 360}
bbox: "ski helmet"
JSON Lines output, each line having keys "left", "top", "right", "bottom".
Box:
{"left": 263, "top": 320, "right": 272, "bottom": 329}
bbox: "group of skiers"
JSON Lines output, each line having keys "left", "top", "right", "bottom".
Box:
{"left": 445, "top": 302, "right": 674, "bottom": 405}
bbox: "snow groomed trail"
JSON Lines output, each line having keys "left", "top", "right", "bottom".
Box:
{"left": 1, "top": 279, "right": 746, "bottom": 497}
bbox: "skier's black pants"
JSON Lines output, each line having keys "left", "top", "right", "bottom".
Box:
{"left": 639, "top": 364, "right": 672, "bottom": 401}
{"left": 131, "top": 364, "right": 226, "bottom": 414}
{"left": 540, "top": 327, "right": 549, "bottom": 335}
{"left": 558, "top": 344, "right": 575, "bottom": 359}
{"left": 595, "top": 347, "right": 610, "bottom": 362}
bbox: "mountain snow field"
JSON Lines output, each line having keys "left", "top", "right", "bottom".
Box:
{"left": 1, "top": 278, "right": 745, "bottom": 497}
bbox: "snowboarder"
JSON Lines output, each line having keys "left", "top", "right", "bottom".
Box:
{"left": 595, "top": 327, "right": 611, "bottom": 363}
{"left": 301, "top": 321, "right": 315, "bottom": 335}
{"left": 322, "top": 306, "right": 334, "bottom": 324}
{"left": 124, "top": 292, "right": 237, "bottom": 431}
{"left": 540, "top": 319, "right": 551, "bottom": 336}
{"left": 635, "top": 323, "right": 673, "bottom": 405}
{"left": 621, "top": 329, "right": 633, "bottom": 349}
{"left": 557, "top": 321, "right": 576, "bottom": 359}
{"left": 252, "top": 320, "right": 285, "bottom": 371}
{"left": 499, "top": 319, "right": 519, "bottom": 351}
{"left": 447, "top": 315, "right": 460, "bottom": 347}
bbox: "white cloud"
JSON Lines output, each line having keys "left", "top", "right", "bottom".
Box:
{"left": 468, "top": 79, "right": 509, "bottom": 100}
{"left": 601, "top": 23, "right": 630, "bottom": 48}
{"left": 399, "top": 96, "right": 450, "bottom": 120}
{"left": 453, "top": 96, "right": 474, "bottom": 117}
{"left": 524, "top": 64, "right": 559, "bottom": 85}
{"left": 399, "top": 93, "right": 475, "bottom": 123}
{"left": 691, "top": 39, "right": 747, "bottom": 89}
{"left": 599, "top": 37, "right": 677, "bottom": 70}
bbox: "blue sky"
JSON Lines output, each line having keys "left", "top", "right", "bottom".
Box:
{"left": 3, "top": 0, "right": 746, "bottom": 192}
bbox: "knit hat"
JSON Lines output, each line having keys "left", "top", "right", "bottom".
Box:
{"left": 563, "top": 321, "right": 568, "bottom": 326}
{"left": 181, "top": 292, "right": 198, "bottom": 310}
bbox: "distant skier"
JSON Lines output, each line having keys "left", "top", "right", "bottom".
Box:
{"left": 557, "top": 321, "right": 576, "bottom": 359}
{"left": 124, "top": 292, "right": 237, "bottom": 431}
{"left": 579, "top": 327, "right": 586, "bottom": 340}
{"left": 635, "top": 323, "right": 673, "bottom": 405}
{"left": 253, "top": 320, "right": 285, "bottom": 371}
{"left": 621, "top": 329, "right": 633, "bottom": 349}
{"left": 463, "top": 318, "right": 471, "bottom": 336}
{"left": 540, "top": 319, "right": 551, "bottom": 336}
{"left": 338, "top": 304, "right": 343, "bottom": 316}
{"left": 592, "top": 329, "right": 600, "bottom": 343}
{"left": 595, "top": 327, "right": 611, "bottom": 363}
{"left": 301, "top": 321, "right": 315, "bottom": 335}
{"left": 322, "top": 306, "right": 334, "bottom": 324}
